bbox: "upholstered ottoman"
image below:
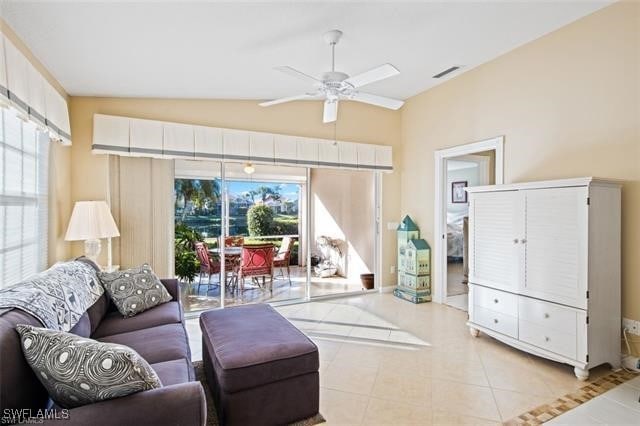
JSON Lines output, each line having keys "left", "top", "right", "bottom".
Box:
{"left": 200, "top": 304, "right": 319, "bottom": 426}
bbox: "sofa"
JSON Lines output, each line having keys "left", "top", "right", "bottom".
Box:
{"left": 0, "top": 274, "right": 206, "bottom": 426}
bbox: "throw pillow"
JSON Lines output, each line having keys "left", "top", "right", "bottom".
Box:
{"left": 98, "top": 264, "right": 172, "bottom": 317}
{"left": 16, "top": 324, "right": 162, "bottom": 408}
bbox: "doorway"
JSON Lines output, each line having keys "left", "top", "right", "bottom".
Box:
{"left": 444, "top": 154, "right": 491, "bottom": 310}
{"left": 433, "top": 136, "right": 504, "bottom": 308}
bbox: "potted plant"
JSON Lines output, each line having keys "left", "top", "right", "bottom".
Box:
{"left": 174, "top": 223, "right": 202, "bottom": 287}
{"left": 175, "top": 248, "right": 199, "bottom": 285}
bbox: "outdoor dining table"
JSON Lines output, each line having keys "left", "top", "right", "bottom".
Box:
{"left": 208, "top": 246, "right": 243, "bottom": 289}
{"left": 208, "top": 246, "right": 243, "bottom": 257}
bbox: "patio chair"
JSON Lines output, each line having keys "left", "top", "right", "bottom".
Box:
{"left": 195, "top": 242, "right": 221, "bottom": 293}
{"left": 273, "top": 236, "right": 294, "bottom": 286}
{"left": 225, "top": 236, "right": 244, "bottom": 247}
{"left": 237, "top": 243, "right": 275, "bottom": 294}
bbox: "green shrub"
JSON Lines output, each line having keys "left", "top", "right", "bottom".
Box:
{"left": 174, "top": 222, "right": 202, "bottom": 283}
{"left": 271, "top": 221, "right": 298, "bottom": 235}
{"left": 247, "top": 205, "right": 273, "bottom": 236}
{"left": 175, "top": 222, "right": 202, "bottom": 250}
{"left": 175, "top": 247, "right": 199, "bottom": 283}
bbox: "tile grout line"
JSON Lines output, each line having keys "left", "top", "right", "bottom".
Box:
{"left": 474, "top": 337, "right": 505, "bottom": 422}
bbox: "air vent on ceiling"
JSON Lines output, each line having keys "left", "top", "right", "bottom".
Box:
{"left": 433, "top": 66, "right": 460, "bottom": 79}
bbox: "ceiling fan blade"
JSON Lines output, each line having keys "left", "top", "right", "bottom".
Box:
{"left": 259, "top": 93, "right": 314, "bottom": 107}
{"left": 275, "top": 66, "right": 321, "bottom": 83}
{"left": 350, "top": 92, "right": 404, "bottom": 110}
{"left": 323, "top": 100, "right": 338, "bottom": 123}
{"left": 344, "top": 63, "right": 400, "bottom": 88}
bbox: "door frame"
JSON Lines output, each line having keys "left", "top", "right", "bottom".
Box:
{"left": 433, "top": 136, "right": 504, "bottom": 304}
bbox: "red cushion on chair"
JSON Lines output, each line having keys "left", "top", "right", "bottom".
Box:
{"left": 238, "top": 244, "right": 274, "bottom": 278}
{"left": 195, "top": 242, "right": 221, "bottom": 274}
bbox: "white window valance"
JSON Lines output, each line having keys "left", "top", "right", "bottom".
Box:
{"left": 92, "top": 114, "right": 393, "bottom": 172}
{"left": 0, "top": 33, "right": 71, "bottom": 145}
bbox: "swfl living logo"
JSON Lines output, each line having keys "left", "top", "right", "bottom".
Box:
{"left": 2, "top": 409, "right": 70, "bottom": 424}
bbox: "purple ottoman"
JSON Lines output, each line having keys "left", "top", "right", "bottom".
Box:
{"left": 200, "top": 304, "right": 319, "bottom": 426}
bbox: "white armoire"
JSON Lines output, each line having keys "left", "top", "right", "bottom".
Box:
{"left": 466, "top": 177, "right": 621, "bottom": 380}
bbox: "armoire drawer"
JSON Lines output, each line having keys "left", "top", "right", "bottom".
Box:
{"left": 472, "top": 305, "right": 518, "bottom": 338}
{"left": 518, "top": 296, "right": 578, "bottom": 336}
{"left": 473, "top": 285, "right": 518, "bottom": 317}
{"left": 519, "top": 319, "right": 577, "bottom": 360}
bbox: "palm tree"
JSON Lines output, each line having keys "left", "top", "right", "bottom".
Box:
{"left": 175, "top": 179, "right": 221, "bottom": 219}
{"left": 255, "top": 186, "right": 274, "bottom": 202}
{"left": 175, "top": 179, "right": 197, "bottom": 221}
{"left": 199, "top": 179, "right": 221, "bottom": 207}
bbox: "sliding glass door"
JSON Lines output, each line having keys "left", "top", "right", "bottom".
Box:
{"left": 222, "top": 162, "right": 307, "bottom": 306}
{"left": 175, "top": 160, "right": 380, "bottom": 314}
{"left": 174, "top": 160, "right": 223, "bottom": 312}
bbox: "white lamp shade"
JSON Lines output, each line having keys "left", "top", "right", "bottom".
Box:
{"left": 65, "top": 201, "right": 120, "bottom": 241}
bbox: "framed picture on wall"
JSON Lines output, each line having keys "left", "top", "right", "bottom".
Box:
{"left": 452, "top": 181, "right": 468, "bottom": 203}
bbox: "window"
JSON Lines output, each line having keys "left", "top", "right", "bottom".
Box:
{"left": 0, "top": 108, "right": 49, "bottom": 288}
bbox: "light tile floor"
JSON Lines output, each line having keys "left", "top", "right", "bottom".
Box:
{"left": 182, "top": 265, "right": 365, "bottom": 312}
{"left": 547, "top": 376, "right": 640, "bottom": 425}
{"left": 185, "top": 293, "right": 615, "bottom": 425}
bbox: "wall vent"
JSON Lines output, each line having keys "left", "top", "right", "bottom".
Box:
{"left": 433, "top": 66, "right": 460, "bottom": 79}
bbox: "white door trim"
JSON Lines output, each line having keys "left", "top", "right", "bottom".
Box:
{"left": 433, "top": 136, "right": 504, "bottom": 304}
{"left": 375, "top": 172, "right": 383, "bottom": 292}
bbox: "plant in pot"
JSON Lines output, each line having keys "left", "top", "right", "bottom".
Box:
{"left": 175, "top": 248, "right": 199, "bottom": 286}
{"left": 174, "top": 223, "right": 202, "bottom": 288}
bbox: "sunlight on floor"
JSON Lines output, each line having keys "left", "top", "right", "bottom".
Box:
{"left": 280, "top": 302, "right": 431, "bottom": 349}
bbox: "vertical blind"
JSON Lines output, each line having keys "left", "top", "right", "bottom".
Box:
{"left": 0, "top": 108, "right": 49, "bottom": 289}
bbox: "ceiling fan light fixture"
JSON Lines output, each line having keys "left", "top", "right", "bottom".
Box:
{"left": 243, "top": 162, "right": 255, "bottom": 175}
{"left": 259, "top": 29, "right": 404, "bottom": 123}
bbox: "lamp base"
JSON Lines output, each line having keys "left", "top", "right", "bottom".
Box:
{"left": 84, "top": 238, "right": 102, "bottom": 263}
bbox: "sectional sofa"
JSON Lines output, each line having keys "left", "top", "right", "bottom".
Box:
{"left": 0, "top": 275, "right": 206, "bottom": 425}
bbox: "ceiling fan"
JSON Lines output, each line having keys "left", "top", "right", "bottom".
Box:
{"left": 259, "top": 29, "right": 404, "bottom": 123}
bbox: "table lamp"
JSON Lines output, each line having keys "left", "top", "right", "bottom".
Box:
{"left": 65, "top": 201, "right": 120, "bottom": 269}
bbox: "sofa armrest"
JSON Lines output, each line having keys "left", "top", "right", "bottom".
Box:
{"left": 43, "top": 382, "right": 206, "bottom": 426}
{"left": 161, "top": 278, "right": 180, "bottom": 303}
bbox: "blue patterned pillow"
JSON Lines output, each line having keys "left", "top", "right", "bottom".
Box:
{"left": 16, "top": 324, "right": 162, "bottom": 408}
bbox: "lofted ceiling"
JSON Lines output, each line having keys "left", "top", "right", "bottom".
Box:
{"left": 0, "top": 1, "right": 612, "bottom": 101}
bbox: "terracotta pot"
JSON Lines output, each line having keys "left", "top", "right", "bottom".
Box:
{"left": 360, "top": 273, "right": 374, "bottom": 290}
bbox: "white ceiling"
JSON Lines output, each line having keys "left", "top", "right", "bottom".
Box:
{"left": 0, "top": 0, "right": 611, "bottom": 101}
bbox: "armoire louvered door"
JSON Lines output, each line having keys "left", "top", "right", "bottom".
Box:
{"left": 521, "top": 187, "right": 589, "bottom": 309}
{"left": 469, "top": 190, "right": 521, "bottom": 293}
{"left": 467, "top": 178, "right": 621, "bottom": 380}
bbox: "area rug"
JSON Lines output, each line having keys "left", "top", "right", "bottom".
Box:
{"left": 505, "top": 369, "right": 638, "bottom": 425}
{"left": 193, "top": 361, "right": 325, "bottom": 426}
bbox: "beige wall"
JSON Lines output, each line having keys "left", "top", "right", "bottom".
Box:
{"left": 400, "top": 1, "right": 640, "bottom": 323}
{"left": 69, "top": 97, "right": 401, "bottom": 283}
{"left": 0, "top": 18, "right": 72, "bottom": 265}
{"left": 310, "top": 168, "right": 375, "bottom": 282}
{"left": 47, "top": 142, "right": 71, "bottom": 265}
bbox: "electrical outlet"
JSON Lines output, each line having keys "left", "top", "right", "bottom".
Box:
{"left": 622, "top": 318, "right": 640, "bottom": 336}
{"left": 390, "top": 265, "right": 396, "bottom": 274}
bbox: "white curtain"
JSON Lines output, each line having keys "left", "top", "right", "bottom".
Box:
{"left": 108, "top": 156, "right": 175, "bottom": 278}
{"left": 0, "top": 108, "right": 49, "bottom": 288}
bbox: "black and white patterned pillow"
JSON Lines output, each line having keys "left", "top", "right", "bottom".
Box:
{"left": 98, "top": 264, "right": 172, "bottom": 317}
{"left": 16, "top": 324, "right": 162, "bottom": 408}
